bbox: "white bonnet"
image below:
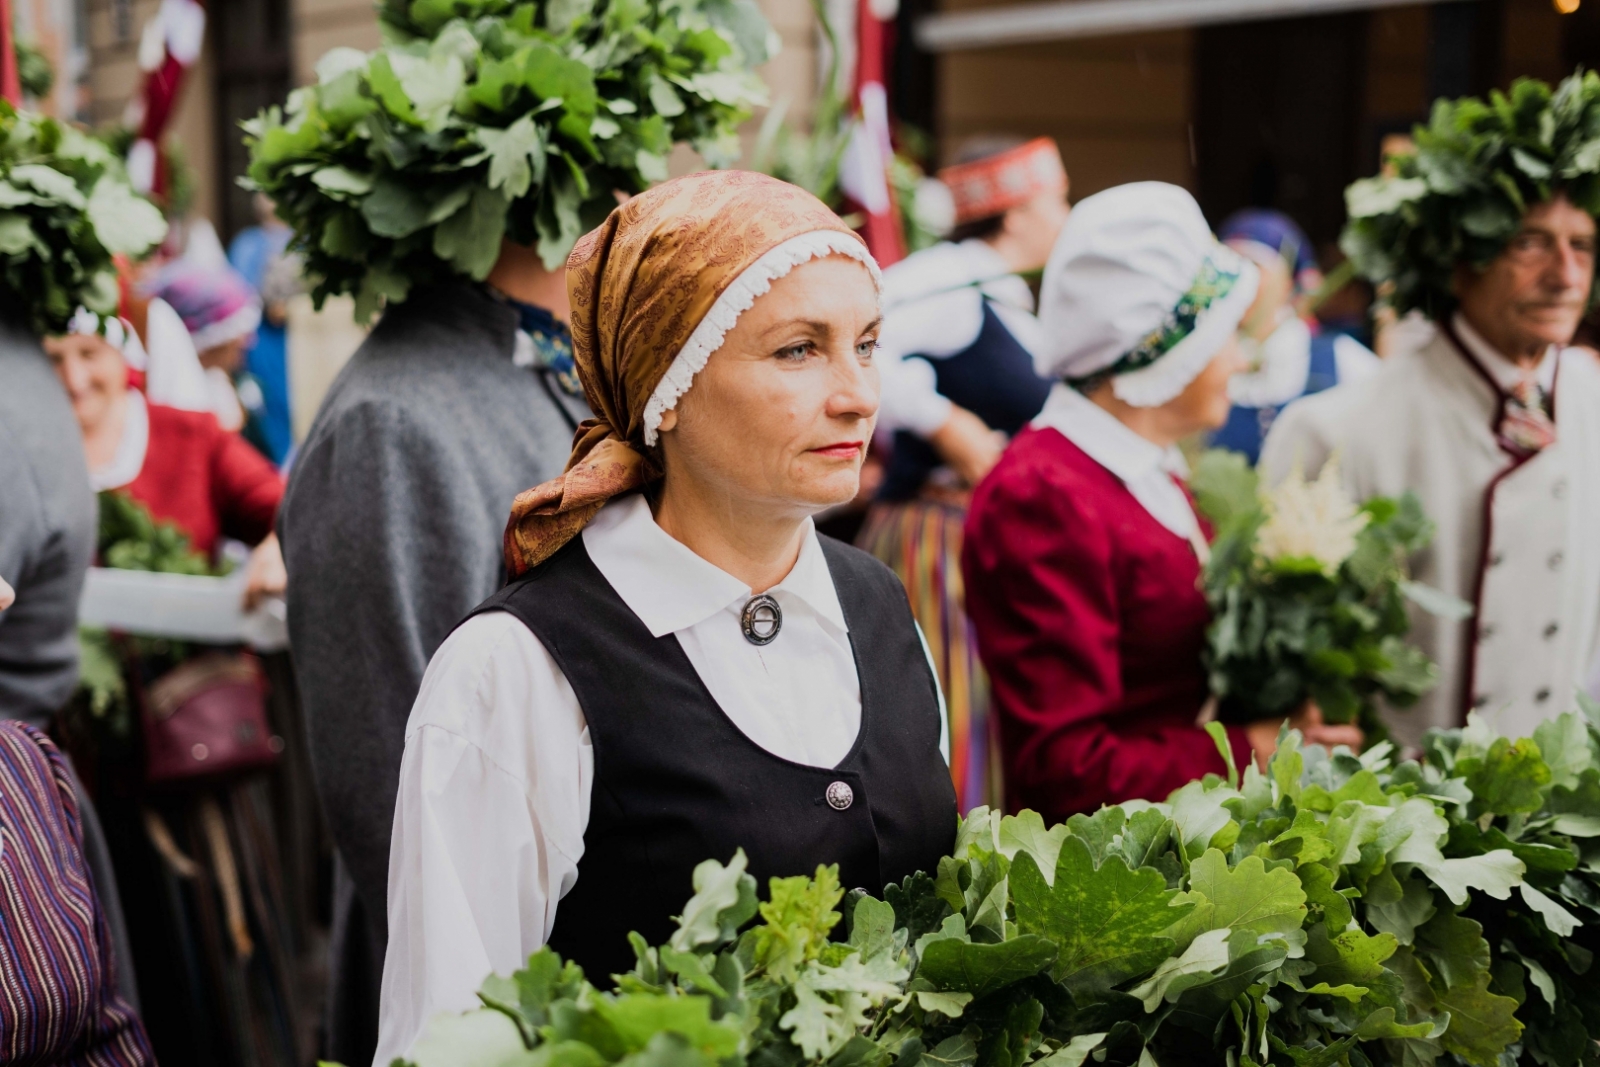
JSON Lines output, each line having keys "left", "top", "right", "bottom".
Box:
{"left": 68, "top": 306, "right": 149, "bottom": 371}
{"left": 1036, "top": 181, "right": 1260, "bottom": 407}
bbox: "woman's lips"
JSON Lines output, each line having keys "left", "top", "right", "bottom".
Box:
{"left": 809, "top": 441, "right": 865, "bottom": 459}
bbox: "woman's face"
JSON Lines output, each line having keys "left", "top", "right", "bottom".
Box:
{"left": 659, "top": 254, "right": 882, "bottom": 517}
{"left": 44, "top": 332, "right": 127, "bottom": 435}
{"left": 1165, "top": 332, "right": 1248, "bottom": 433}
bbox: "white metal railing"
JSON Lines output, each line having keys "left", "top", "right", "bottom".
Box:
{"left": 916, "top": 0, "right": 1475, "bottom": 53}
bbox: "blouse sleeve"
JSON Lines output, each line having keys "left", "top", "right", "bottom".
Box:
{"left": 374, "top": 611, "right": 593, "bottom": 1067}
{"left": 963, "top": 465, "right": 1245, "bottom": 822}
{"left": 207, "top": 424, "right": 284, "bottom": 546}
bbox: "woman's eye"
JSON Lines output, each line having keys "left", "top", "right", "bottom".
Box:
{"left": 777, "top": 342, "right": 813, "bottom": 362}
{"left": 856, "top": 340, "right": 879, "bottom": 360}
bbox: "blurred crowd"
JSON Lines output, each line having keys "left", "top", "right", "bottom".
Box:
{"left": 5, "top": 96, "right": 1600, "bottom": 1067}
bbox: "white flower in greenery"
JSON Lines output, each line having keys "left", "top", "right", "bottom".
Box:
{"left": 1255, "top": 456, "right": 1368, "bottom": 575}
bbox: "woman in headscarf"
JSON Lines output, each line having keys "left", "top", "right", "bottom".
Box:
{"left": 376, "top": 172, "right": 957, "bottom": 1062}
{"left": 962, "top": 183, "right": 1363, "bottom": 824}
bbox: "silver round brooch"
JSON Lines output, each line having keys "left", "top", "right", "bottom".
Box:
{"left": 740, "top": 593, "right": 782, "bottom": 645}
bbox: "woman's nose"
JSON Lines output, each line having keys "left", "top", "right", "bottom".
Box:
{"left": 829, "top": 351, "right": 880, "bottom": 420}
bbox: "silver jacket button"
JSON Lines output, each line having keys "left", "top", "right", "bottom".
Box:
{"left": 826, "top": 781, "right": 854, "bottom": 811}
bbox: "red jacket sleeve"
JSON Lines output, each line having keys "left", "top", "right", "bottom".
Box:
{"left": 962, "top": 459, "right": 1251, "bottom": 822}
{"left": 208, "top": 426, "right": 285, "bottom": 547}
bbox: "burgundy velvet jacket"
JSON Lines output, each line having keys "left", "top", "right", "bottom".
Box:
{"left": 962, "top": 425, "right": 1253, "bottom": 822}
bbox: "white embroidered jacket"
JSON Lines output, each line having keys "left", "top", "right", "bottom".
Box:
{"left": 1261, "top": 317, "right": 1600, "bottom": 748}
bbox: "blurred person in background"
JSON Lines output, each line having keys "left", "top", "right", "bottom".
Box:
{"left": 1210, "top": 209, "right": 1380, "bottom": 464}
{"left": 45, "top": 310, "right": 286, "bottom": 602}
{"left": 146, "top": 260, "right": 267, "bottom": 450}
{"left": 964, "top": 183, "right": 1361, "bottom": 824}
{"left": 229, "top": 193, "right": 295, "bottom": 465}
{"left": 858, "top": 137, "right": 1069, "bottom": 812}
{"left": 0, "top": 712, "right": 156, "bottom": 1067}
{"left": 47, "top": 309, "right": 303, "bottom": 1063}
{"left": 1262, "top": 76, "right": 1600, "bottom": 748}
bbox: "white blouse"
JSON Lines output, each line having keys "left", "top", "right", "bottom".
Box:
{"left": 374, "top": 494, "right": 947, "bottom": 1065}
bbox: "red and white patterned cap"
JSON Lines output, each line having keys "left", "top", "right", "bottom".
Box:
{"left": 937, "top": 138, "right": 1068, "bottom": 226}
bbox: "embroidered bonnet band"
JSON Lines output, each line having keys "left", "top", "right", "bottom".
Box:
{"left": 1065, "top": 248, "right": 1246, "bottom": 397}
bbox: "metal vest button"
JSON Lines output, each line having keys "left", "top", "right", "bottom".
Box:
{"left": 826, "top": 781, "right": 855, "bottom": 811}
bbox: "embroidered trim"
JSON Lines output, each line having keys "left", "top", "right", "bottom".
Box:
{"left": 1067, "top": 251, "right": 1242, "bottom": 395}
{"left": 642, "top": 231, "right": 882, "bottom": 446}
{"left": 1109, "top": 259, "right": 1257, "bottom": 408}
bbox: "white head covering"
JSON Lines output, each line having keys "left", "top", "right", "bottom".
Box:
{"left": 67, "top": 306, "right": 149, "bottom": 370}
{"left": 1036, "top": 182, "right": 1260, "bottom": 408}
{"left": 142, "top": 296, "right": 212, "bottom": 412}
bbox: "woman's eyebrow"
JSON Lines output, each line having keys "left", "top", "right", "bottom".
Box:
{"left": 761, "top": 318, "right": 834, "bottom": 339}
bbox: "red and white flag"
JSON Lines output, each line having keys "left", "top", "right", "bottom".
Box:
{"left": 837, "top": 0, "right": 906, "bottom": 267}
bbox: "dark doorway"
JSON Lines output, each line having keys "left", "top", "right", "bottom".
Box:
{"left": 211, "top": 0, "right": 292, "bottom": 241}
{"left": 1193, "top": 13, "right": 1368, "bottom": 249}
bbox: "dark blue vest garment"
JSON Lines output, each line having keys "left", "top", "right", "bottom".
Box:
{"left": 1211, "top": 329, "right": 1341, "bottom": 465}
{"left": 880, "top": 301, "right": 1052, "bottom": 501}
{"left": 466, "top": 534, "right": 957, "bottom": 982}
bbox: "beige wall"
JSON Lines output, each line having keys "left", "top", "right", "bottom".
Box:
{"left": 292, "top": 0, "right": 382, "bottom": 85}
{"left": 84, "top": 0, "right": 219, "bottom": 225}
{"left": 938, "top": 28, "right": 1193, "bottom": 198}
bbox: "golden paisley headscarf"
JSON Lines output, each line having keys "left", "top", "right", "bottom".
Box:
{"left": 503, "top": 171, "right": 880, "bottom": 576}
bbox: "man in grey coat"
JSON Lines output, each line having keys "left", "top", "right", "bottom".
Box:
{"left": 280, "top": 252, "right": 585, "bottom": 1066}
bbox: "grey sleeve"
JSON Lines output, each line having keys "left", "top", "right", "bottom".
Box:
{"left": 0, "top": 431, "right": 94, "bottom": 728}
{"left": 281, "top": 399, "right": 507, "bottom": 935}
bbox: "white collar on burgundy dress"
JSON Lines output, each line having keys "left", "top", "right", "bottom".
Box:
{"left": 1032, "top": 382, "right": 1203, "bottom": 547}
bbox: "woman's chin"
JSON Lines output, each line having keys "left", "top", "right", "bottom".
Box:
{"left": 786, "top": 473, "right": 861, "bottom": 513}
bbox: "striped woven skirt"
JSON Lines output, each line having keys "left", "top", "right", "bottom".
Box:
{"left": 857, "top": 499, "right": 1002, "bottom": 813}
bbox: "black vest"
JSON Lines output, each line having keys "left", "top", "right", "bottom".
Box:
{"left": 881, "top": 301, "right": 1053, "bottom": 501}
{"left": 470, "top": 533, "right": 957, "bottom": 981}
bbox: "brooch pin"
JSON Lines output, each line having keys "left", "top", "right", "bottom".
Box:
{"left": 741, "top": 594, "right": 782, "bottom": 645}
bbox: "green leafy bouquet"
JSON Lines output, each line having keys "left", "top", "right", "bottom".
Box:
{"left": 1188, "top": 450, "right": 1469, "bottom": 734}
{"left": 245, "top": 0, "right": 774, "bottom": 322}
{"left": 354, "top": 707, "right": 1600, "bottom": 1067}
{"left": 1341, "top": 71, "right": 1600, "bottom": 318}
{"left": 0, "top": 104, "right": 167, "bottom": 336}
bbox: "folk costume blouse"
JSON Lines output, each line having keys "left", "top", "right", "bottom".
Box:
{"left": 376, "top": 494, "right": 950, "bottom": 1064}
{"left": 963, "top": 385, "right": 1254, "bottom": 821}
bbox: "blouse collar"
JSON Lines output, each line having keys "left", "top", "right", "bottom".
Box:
{"left": 582, "top": 493, "right": 849, "bottom": 639}
{"left": 1031, "top": 383, "right": 1202, "bottom": 544}
{"left": 91, "top": 390, "right": 149, "bottom": 492}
